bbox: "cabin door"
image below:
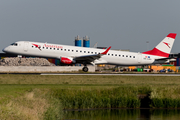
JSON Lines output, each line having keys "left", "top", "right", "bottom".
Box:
{"left": 24, "top": 42, "right": 29, "bottom": 52}
{"left": 137, "top": 53, "right": 142, "bottom": 63}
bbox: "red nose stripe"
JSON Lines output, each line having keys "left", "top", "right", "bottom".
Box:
{"left": 167, "top": 33, "right": 177, "bottom": 39}
{"left": 142, "top": 48, "right": 169, "bottom": 57}
{"left": 32, "top": 44, "right": 39, "bottom": 47}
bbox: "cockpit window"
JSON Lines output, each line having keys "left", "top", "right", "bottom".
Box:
{"left": 11, "top": 43, "right": 18, "bottom": 46}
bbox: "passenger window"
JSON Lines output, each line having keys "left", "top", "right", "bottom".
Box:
{"left": 72, "top": 50, "right": 74, "bottom": 52}
{"left": 50, "top": 48, "right": 52, "bottom": 49}
{"left": 80, "top": 51, "right": 82, "bottom": 52}
{"left": 133, "top": 56, "right": 135, "bottom": 58}
{"left": 61, "top": 49, "right": 63, "bottom": 50}
{"left": 84, "top": 51, "right": 86, "bottom": 53}
{"left": 112, "top": 54, "right": 113, "bottom": 56}
{"left": 76, "top": 50, "right": 78, "bottom": 52}
{"left": 57, "top": 48, "right": 59, "bottom": 50}
{"left": 130, "top": 56, "right": 131, "bottom": 58}
{"left": 68, "top": 49, "right": 70, "bottom": 51}
{"left": 108, "top": 54, "right": 110, "bottom": 55}
{"left": 43, "top": 47, "right": 45, "bottom": 49}
{"left": 115, "top": 54, "right": 117, "bottom": 56}
{"left": 126, "top": 55, "right": 128, "bottom": 57}
{"left": 64, "top": 49, "right": 66, "bottom": 51}
{"left": 122, "top": 55, "right": 124, "bottom": 57}
{"left": 119, "top": 55, "right": 121, "bottom": 57}
{"left": 95, "top": 52, "right": 97, "bottom": 54}
{"left": 88, "top": 51, "right": 90, "bottom": 53}
{"left": 91, "top": 52, "right": 93, "bottom": 54}
{"left": 46, "top": 47, "right": 48, "bottom": 49}
{"left": 54, "top": 48, "right": 55, "bottom": 50}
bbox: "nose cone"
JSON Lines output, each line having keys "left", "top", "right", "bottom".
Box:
{"left": 2, "top": 47, "right": 9, "bottom": 53}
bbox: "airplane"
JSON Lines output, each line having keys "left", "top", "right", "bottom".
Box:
{"left": 2, "top": 33, "right": 177, "bottom": 72}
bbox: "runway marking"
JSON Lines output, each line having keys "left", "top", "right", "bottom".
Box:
{"left": 41, "top": 73, "right": 180, "bottom": 76}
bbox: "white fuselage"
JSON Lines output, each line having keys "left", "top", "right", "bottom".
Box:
{"left": 3, "top": 41, "right": 166, "bottom": 66}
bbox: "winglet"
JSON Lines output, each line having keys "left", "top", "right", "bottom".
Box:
{"left": 101, "top": 46, "right": 111, "bottom": 55}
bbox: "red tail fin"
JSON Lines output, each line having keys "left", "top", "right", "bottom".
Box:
{"left": 142, "top": 33, "right": 176, "bottom": 57}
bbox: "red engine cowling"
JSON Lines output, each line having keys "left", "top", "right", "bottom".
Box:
{"left": 60, "top": 57, "right": 75, "bottom": 64}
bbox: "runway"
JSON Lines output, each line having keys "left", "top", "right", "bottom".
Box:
{"left": 41, "top": 73, "right": 180, "bottom": 76}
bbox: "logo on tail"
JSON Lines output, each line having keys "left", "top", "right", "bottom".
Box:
{"left": 163, "top": 42, "right": 170, "bottom": 48}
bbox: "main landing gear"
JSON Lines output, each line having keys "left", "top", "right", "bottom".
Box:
{"left": 82, "top": 66, "right": 88, "bottom": 72}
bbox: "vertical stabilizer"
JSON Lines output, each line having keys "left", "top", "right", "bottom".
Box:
{"left": 142, "top": 33, "right": 176, "bottom": 57}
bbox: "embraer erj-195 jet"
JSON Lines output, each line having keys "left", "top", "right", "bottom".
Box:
{"left": 2, "top": 33, "right": 177, "bottom": 72}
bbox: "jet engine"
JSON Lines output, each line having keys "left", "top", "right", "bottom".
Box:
{"left": 60, "top": 57, "right": 75, "bottom": 64}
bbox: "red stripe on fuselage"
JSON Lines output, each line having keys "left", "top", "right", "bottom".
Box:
{"left": 142, "top": 48, "right": 169, "bottom": 57}
{"left": 32, "top": 44, "right": 41, "bottom": 51}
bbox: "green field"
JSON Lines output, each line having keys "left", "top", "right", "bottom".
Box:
{"left": 1, "top": 74, "right": 180, "bottom": 119}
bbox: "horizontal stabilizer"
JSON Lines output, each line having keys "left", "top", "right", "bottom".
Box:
{"left": 155, "top": 57, "right": 176, "bottom": 61}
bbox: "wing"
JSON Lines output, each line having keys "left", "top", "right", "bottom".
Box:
{"left": 155, "top": 57, "right": 176, "bottom": 62}
{"left": 74, "top": 46, "right": 111, "bottom": 64}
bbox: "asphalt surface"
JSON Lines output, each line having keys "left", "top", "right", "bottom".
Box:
{"left": 1, "top": 72, "right": 180, "bottom": 76}
{"left": 40, "top": 73, "right": 180, "bottom": 76}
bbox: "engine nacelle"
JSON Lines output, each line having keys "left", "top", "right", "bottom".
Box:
{"left": 60, "top": 57, "right": 75, "bottom": 64}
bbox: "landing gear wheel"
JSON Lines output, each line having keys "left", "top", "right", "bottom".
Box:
{"left": 82, "top": 67, "right": 88, "bottom": 72}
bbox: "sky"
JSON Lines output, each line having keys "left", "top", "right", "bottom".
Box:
{"left": 1, "top": 0, "right": 180, "bottom": 53}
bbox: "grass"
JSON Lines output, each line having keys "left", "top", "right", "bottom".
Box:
{"left": 0, "top": 74, "right": 180, "bottom": 86}
{"left": 0, "top": 87, "right": 63, "bottom": 120}
{"left": 51, "top": 87, "right": 140, "bottom": 109}
{"left": 1, "top": 74, "right": 180, "bottom": 119}
{"left": 0, "top": 88, "right": 48, "bottom": 119}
